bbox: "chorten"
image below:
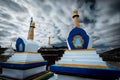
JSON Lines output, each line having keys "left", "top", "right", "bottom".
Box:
{"left": 0, "top": 18, "right": 53, "bottom": 80}
{"left": 50, "top": 9, "right": 120, "bottom": 79}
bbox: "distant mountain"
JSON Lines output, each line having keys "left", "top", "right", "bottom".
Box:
{"left": 0, "top": 48, "right": 7, "bottom": 54}
{"left": 100, "top": 48, "right": 120, "bottom": 62}
{"left": 0, "top": 47, "right": 15, "bottom": 62}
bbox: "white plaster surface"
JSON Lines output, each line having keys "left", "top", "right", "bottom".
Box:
{"left": 57, "top": 50, "right": 107, "bottom": 66}
{"left": 49, "top": 74, "right": 98, "bottom": 80}
{"left": 18, "top": 38, "right": 40, "bottom": 52}
{"left": 2, "top": 66, "right": 46, "bottom": 79}
{"left": 7, "top": 53, "right": 44, "bottom": 63}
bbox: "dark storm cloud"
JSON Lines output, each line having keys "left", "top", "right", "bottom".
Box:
{"left": 0, "top": 20, "right": 18, "bottom": 28}
{"left": 77, "top": 0, "right": 96, "bottom": 24}
{"left": 110, "top": 23, "right": 120, "bottom": 29}
{"left": 0, "top": 0, "right": 28, "bottom": 12}
{"left": 57, "top": 8, "right": 65, "bottom": 16}
{"left": 0, "top": 0, "right": 119, "bottom": 52}
{"left": 57, "top": 36, "right": 65, "bottom": 42}
{"left": 85, "top": 0, "right": 96, "bottom": 10}
{"left": 33, "top": 0, "right": 45, "bottom": 6}
{"left": 0, "top": 30, "right": 11, "bottom": 37}
{"left": 51, "top": 42, "right": 67, "bottom": 47}
{"left": 76, "top": 0, "right": 84, "bottom": 8}
{"left": 42, "top": 4, "right": 52, "bottom": 15}
{"left": 93, "top": 44, "right": 108, "bottom": 48}
{"left": 109, "top": 0, "right": 120, "bottom": 14}
{"left": 76, "top": 0, "right": 120, "bottom": 52}
{"left": 102, "top": 19, "right": 109, "bottom": 24}
{"left": 104, "top": 31, "right": 120, "bottom": 38}
{"left": 16, "top": 17, "right": 26, "bottom": 22}
{"left": 0, "top": 12, "right": 12, "bottom": 20}
{"left": 80, "top": 17, "right": 95, "bottom": 24}
{"left": 11, "top": 37, "right": 17, "bottom": 42}
{"left": 109, "top": 23, "right": 120, "bottom": 36}
{"left": 102, "top": 25, "right": 120, "bottom": 34}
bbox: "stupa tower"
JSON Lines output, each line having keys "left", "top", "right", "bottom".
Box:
{"left": 49, "top": 9, "right": 120, "bottom": 79}
{"left": 73, "top": 9, "right": 80, "bottom": 27}
{"left": 0, "top": 18, "right": 53, "bottom": 80}
{"left": 27, "top": 17, "right": 35, "bottom": 40}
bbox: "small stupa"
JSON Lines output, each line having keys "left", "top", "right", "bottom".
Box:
{"left": 0, "top": 18, "right": 53, "bottom": 80}
{"left": 2, "top": 43, "right": 15, "bottom": 56}
{"left": 50, "top": 9, "right": 120, "bottom": 79}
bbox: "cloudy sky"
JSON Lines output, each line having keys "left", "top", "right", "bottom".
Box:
{"left": 0, "top": 0, "right": 120, "bottom": 53}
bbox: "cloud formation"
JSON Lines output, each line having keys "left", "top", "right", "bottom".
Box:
{"left": 0, "top": 0, "right": 120, "bottom": 53}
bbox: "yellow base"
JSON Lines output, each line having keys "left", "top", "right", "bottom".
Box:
{"left": 33, "top": 72, "right": 53, "bottom": 80}
{"left": 16, "top": 52, "right": 40, "bottom": 54}
{"left": 58, "top": 63, "right": 108, "bottom": 69}
{"left": 65, "top": 48, "right": 95, "bottom": 52}
{"left": 7, "top": 60, "right": 45, "bottom": 64}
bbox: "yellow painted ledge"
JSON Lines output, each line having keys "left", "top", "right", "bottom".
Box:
{"left": 16, "top": 52, "right": 41, "bottom": 54}
{"left": 65, "top": 48, "right": 96, "bottom": 52}
{"left": 7, "top": 60, "right": 45, "bottom": 64}
{"left": 58, "top": 63, "right": 108, "bottom": 69}
{"left": 33, "top": 72, "right": 53, "bottom": 80}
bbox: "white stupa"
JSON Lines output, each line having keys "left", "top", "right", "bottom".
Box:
{"left": 50, "top": 9, "right": 120, "bottom": 79}
{"left": 0, "top": 18, "right": 53, "bottom": 80}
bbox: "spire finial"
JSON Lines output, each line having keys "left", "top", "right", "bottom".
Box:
{"left": 73, "top": 9, "right": 80, "bottom": 27}
{"left": 27, "top": 17, "right": 35, "bottom": 40}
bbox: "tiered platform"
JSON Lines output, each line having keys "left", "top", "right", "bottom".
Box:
{"left": 0, "top": 52, "right": 53, "bottom": 80}
{"left": 50, "top": 49, "right": 120, "bottom": 79}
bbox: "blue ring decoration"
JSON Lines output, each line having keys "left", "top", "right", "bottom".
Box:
{"left": 16, "top": 38, "right": 25, "bottom": 52}
{"left": 0, "top": 61, "right": 48, "bottom": 70}
{"left": 68, "top": 27, "right": 89, "bottom": 49}
{"left": 50, "top": 64, "right": 120, "bottom": 79}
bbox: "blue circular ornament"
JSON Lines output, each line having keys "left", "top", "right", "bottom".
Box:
{"left": 67, "top": 27, "right": 89, "bottom": 49}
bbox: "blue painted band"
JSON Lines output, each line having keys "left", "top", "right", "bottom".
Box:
{"left": 0, "top": 61, "right": 48, "bottom": 70}
{"left": 68, "top": 27, "right": 89, "bottom": 49}
{"left": 50, "top": 65, "right": 120, "bottom": 78}
{"left": 16, "top": 38, "right": 25, "bottom": 52}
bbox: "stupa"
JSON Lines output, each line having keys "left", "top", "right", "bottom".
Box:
{"left": 0, "top": 18, "right": 53, "bottom": 80}
{"left": 50, "top": 9, "right": 120, "bottom": 79}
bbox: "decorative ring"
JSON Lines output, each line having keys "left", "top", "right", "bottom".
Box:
{"left": 16, "top": 38, "right": 25, "bottom": 52}
{"left": 67, "top": 27, "right": 89, "bottom": 49}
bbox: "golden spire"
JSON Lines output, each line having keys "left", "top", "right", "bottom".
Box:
{"left": 48, "top": 37, "right": 50, "bottom": 45}
{"left": 73, "top": 9, "right": 80, "bottom": 27}
{"left": 27, "top": 18, "right": 35, "bottom": 40}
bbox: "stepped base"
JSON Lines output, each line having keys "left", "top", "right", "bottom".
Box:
{"left": 0, "top": 71, "right": 54, "bottom": 80}
{"left": 50, "top": 50, "right": 120, "bottom": 79}
{"left": 0, "top": 62, "right": 47, "bottom": 79}
{"left": 0, "top": 52, "right": 51, "bottom": 79}
{"left": 57, "top": 50, "right": 107, "bottom": 66}
{"left": 50, "top": 64, "right": 120, "bottom": 79}
{"left": 7, "top": 52, "right": 44, "bottom": 63}
{"left": 57, "top": 63, "right": 108, "bottom": 68}
{"left": 0, "top": 61, "right": 47, "bottom": 69}
{"left": 49, "top": 74, "right": 100, "bottom": 80}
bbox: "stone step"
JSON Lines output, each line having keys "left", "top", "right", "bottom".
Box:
{"left": 62, "top": 56, "right": 100, "bottom": 59}
{"left": 60, "top": 57, "right": 102, "bottom": 61}
{"left": 2, "top": 66, "right": 46, "bottom": 79}
{"left": 57, "top": 61, "right": 107, "bottom": 65}
{"left": 65, "top": 50, "right": 97, "bottom": 54}
{"left": 60, "top": 59, "right": 103, "bottom": 62}
{"left": 7, "top": 53, "right": 44, "bottom": 62}
{"left": 63, "top": 53, "right": 99, "bottom": 57}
